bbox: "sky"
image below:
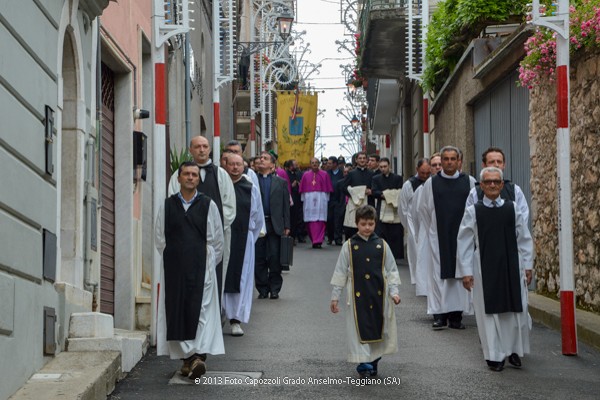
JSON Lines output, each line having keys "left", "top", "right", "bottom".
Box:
{"left": 295, "top": 0, "right": 358, "bottom": 159}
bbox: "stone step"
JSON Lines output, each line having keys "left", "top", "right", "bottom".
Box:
{"left": 9, "top": 351, "right": 121, "bottom": 400}
{"left": 67, "top": 329, "right": 149, "bottom": 373}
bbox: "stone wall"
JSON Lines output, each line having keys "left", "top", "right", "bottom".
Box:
{"left": 530, "top": 47, "right": 600, "bottom": 312}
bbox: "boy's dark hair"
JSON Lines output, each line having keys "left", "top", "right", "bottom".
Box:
{"left": 355, "top": 205, "right": 377, "bottom": 224}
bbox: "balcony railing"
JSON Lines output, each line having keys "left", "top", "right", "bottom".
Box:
{"left": 359, "top": 0, "right": 408, "bottom": 38}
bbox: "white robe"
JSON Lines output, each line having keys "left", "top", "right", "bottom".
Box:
{"left": 410, "top": 185, "right": 429, "bottom": 296}
{"left": 343, "top": 185, "right": 368, "bottom": 228}
{"left": 155, "top": 199, "right": 225, "bottom": 359}
{"left": 222, "top": 181, "right": 264, "bottom": 323}
{"left": 380, "top": 189, "right": 401, "bottom": 223}
{"left": 330, "top": 238, "right": 401, "bottom": 363}
{"left": 456, "top": 197, "right": 533, "bottom": 362}
{"left": 301, "top": 191, "right": 330, "bottom": 222}
{"left": 168, "top": 161, "right": 236, "bottom": 298}
{"left": 399, "top": 179, "right": 418, "bottom": 284}
{"left": 244, "top": 168, "right": 266, "bottom": 237}
{"left": 417, "top": 172, "right": 476, "bottom": 315}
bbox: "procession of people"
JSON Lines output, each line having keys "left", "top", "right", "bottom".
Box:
{"left": 155, "top": 136, "right": 534, "bottom": 378}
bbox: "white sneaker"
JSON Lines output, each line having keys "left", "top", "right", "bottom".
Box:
{"left": 231, "top": 323, "right": 244, "bottom": 336}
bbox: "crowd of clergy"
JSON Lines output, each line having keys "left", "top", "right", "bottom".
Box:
{"left": 154, "top": 133, "right": 534, "bottom": 379}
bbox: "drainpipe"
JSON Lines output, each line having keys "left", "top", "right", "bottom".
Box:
{"left": 84, "top": 17, "right": 102, "bottom": 311}
{"left": 185, "top": 32, "right": 191, "bottom": 146}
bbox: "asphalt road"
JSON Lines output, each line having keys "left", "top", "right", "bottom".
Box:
{"left": 110, "top": 242, "right": 600, "bottom": 400}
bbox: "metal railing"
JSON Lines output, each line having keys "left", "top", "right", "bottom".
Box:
{"left": 359, "top": 0, "right": 408, "bottom": 39}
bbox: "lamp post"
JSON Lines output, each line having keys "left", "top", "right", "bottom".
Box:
{"left": 529, "top": 0, "right": 576, "bottom": 355}
{"left": 260, "top": 56, "right": 297, "bottom": 150}
{"left": 245, "top": 1, "right": 295, "bottom": 156}
{"left": 339, "top": 124, "right": 362, "bottom": 156}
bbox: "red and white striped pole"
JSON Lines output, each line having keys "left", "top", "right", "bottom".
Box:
{"left": 531, "top": 0, "right": 577, "bottom": 355}
{"left": 212, "top": 0, "right": 221, "bottom": 161}
{"left": 151, "top": 51, "right": 167, "bottom": 347}
{"left": 423, "top": 96, "right": 430, "bottom": 158}
{"left": 554, "top": 0, "right": 577, "bottom": 355}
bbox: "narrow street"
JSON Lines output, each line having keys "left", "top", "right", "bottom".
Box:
{"left": 110, "top": 243, "right": 600, "bottom": 400}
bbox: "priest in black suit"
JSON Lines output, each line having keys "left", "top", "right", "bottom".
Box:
{"left": 255, "top": 151, "right": 291, "bottom": 299}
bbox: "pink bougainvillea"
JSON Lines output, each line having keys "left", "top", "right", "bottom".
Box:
{"left": 519, "top": 1, "right": 600, "bottom": 88}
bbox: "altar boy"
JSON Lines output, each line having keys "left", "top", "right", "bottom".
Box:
{"left": 330, "top": 205, "right": 401, "bottom": 378}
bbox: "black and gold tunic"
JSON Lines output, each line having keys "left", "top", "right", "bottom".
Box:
{"left": 349, "top": 234, "right": 386, "bottom": 343}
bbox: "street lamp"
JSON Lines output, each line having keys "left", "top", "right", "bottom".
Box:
{"left": 277, "top": 13, "right": 294, "bottom": 40}
{"left": 237, "top": 12, "right": 295, "bottom": 57}
{"left": 243, "top": 1, "right": 296, "bottom": 156}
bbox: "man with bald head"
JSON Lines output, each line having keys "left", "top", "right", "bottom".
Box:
{"left": 225, "top": 140, "right": 260, "bottom": 190}
{"left": 222, "top": 154, "right": 264, "bottom": 336}
{"left": 168, "top": 135, "right": 236, "bottom": 303}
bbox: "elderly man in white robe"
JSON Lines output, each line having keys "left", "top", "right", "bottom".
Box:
{"left": 410, "top": 154, "right": 442, "bottom": 297}
{"left": 417, "top": 147, "right": 475, "bottom": 329}
{"left": 456, "top": 167, "right": 533, "bottom": 372}
{"left": 222, "top": 154, "right": 264, "bottom": 337}
{"left": 168, "top": 135, "right": 236, "bottom": 302}
{"left": 399, "top": 158, "right": 431, "bottom": 285}
{"left": 155, "top": 161, "right": 224, "bottom": 379}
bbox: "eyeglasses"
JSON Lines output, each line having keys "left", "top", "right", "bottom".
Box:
{"left": 481, "top": 179, "right": 502, "bottom": 186}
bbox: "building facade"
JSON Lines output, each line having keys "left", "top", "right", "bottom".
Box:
{"left": 0, "top": 1, "right": 111, "bottom": 398}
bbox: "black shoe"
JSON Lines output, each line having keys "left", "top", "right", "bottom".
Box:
{"left": 298, "top": 238, "right": 307, "bottom": 243}
{"left": 370, "top": 357, "right": 381, "bottom": 376}
{"left": 258, "top": 293, "right": 268, "bottom": 299}
{"left": 486, "top": 360, "right": 505, "bottom": 372}
{"left": 508, "top": 353, "right": 522, "bottom": 367}
{"left": 327, "top": 240, "right": 333, "bottom": 245}
{"left": 448, "top": 322, "right": 465, "bottom": 330}
{"left": 432, "top": 319, "right": 446, "bottom": 330}
{"left": 335, "top": 241, "right": 343, "bottom": 246}
{"left": 270, "top": 293, "right": 279, "bottom": 299}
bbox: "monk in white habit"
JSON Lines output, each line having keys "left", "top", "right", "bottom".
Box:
{"left": 222, "top": 154, "right": 264, "bottom": 337}
{"left": 299, "top": 157, "right": 334, "bottom": 248}
{"left": 411, "top": 154, "right": 442, "bottom": 297}
{"left": 417, "top": 146, "right": 475, "bottom": 329}
{"left": 399, "top": 158, "right": 430, "bottom": 285}
{"left": 456, "top": 166, "right": 533, "bottom": 372}
{"left": 155, "top": 162, "right": 224, "bottom": 379}
{"left": 168, "top": 135, "right": 235, "bottom": 302}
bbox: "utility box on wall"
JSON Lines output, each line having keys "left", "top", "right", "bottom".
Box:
{"left": 43, "top": 307, "right": 56, "bottom": 355}
{"left": 133, "top": 131, "right": 147, "bottom": 181}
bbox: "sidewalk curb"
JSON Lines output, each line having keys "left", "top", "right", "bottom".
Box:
{"left": 528, "top": 293, "right": 600, "bottom": 352}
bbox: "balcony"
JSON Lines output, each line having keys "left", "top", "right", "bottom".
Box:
{"left": 359, "top": 0, "right": 408, "bottom": 79}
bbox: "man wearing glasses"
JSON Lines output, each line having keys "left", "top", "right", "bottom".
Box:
{"left": 465, "top": 147, "right": 529, "bottom": 224}
{"left": 456, "top": 166, "right": 533, "bottom": 372}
